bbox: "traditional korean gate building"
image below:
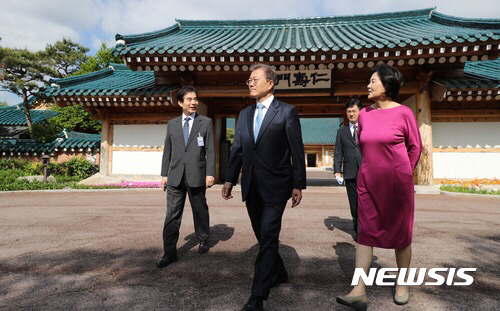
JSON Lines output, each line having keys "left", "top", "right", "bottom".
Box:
{"left": 46, "top": 8, "right": 500, "bottom": 184}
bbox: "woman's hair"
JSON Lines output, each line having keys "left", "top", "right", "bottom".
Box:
{"left": 372, "top": 64, "right": 404, "bottom": 100}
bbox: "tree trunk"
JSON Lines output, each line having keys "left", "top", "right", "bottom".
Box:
{"left": 22, "top": 92, "right": 33, "bottom": 137}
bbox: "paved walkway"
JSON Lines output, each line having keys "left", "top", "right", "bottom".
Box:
{"left": 0, "top": 188, "right": 498, "bottom": 310}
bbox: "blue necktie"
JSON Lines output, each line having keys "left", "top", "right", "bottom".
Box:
{"left": 254, "top": 103, "right": 264, "bottom": 143}
{"left": 183, "top": 117, "right": 190, "bottom": 145}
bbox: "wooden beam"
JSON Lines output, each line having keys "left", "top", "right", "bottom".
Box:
{"left": 432, "top": 117, "right": 500, "bottom": 122}
{"left": 199, "top": 89, "right": 332, "bottom": 97}
{"left": 109, "top": 113, "right": 178, "bottom": 121}
{"left": 431, "top": 81, "right": 448, "bottom": 102}
{"left": 432, "top": 109, "right": 500, "bottom": 118}
{"left": 415, "top": 72, "right": 434, "bottom": 185}
{"left": 334, "top": 81, "right": 419, "bottom": 96}
{"left": 196, "top": 81, "right": 419, "bottom": 97}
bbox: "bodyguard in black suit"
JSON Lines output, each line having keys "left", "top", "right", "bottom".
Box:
{"left": 334, "top": 98, "right": 362, "bottom": 240}
{"left": 222, "top": 64, "right": 306, "bottom": 311}
{"left": 157, "top": 85, "right": 215, "bottom": 268}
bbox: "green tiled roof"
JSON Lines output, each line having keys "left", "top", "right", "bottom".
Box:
{"left": 434, "top": 59, "right": 500, "bottom": 89}
{"left": 433, "top": 76, "right": 498, "bottom": 89}
{"left": 464, "top": 59, "right": 500, "bottom": 81}
{"left": 113, "top": 8, "right": 500, "bottom": 56}
{"left": 0, "top": 105, "right": 59, "bottom": 126}
{"left": 45, "top": 63, "right": 178, "bottom": 97}
{"left": 0, "top": 131, "right": 101, "bottom": 155}
{"left": 300, "top": 118, "right": 340, "bottom": 145}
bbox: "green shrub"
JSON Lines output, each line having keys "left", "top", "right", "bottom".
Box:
{"left": 58, "top": 157, "right": 98, "bottom": 178}
{"left": 0, "top": 158, "right": 30, "bottom": 170}
{"left": 0, "top": 157, "right": 99, "bottom": 191}
{"left": 25, "top": 161, "right": 44, "bottom": 175}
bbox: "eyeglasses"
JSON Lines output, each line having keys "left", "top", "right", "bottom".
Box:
{"left": 246, "top": 78, "right": 261, "bottom": 86}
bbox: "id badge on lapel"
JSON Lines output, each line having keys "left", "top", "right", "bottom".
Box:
{"left": 197, "top": 133, "right": 204, "bottom": 146}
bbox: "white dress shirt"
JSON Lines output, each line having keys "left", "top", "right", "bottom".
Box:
{"left": 349, "top": 122, "right": 358, "bottom": 137}
{"left": 182, "top": 112, "right": 196, "bottom": 135}
{"left": 253, "top": 95, "right": 274, "bottom": 130}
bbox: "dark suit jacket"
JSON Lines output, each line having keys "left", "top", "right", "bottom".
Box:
{"left": 225, "top": 98, "right": 306, "bottom": 203}
{"left": 334, "top": 125, "right": 362, "bottom": 180}
{"left": 161, "top": 114, "right": 215, "bottom": 188}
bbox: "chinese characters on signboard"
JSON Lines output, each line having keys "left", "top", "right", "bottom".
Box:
{"left": 275, "top": 69, "right": 331, "bottom": 90}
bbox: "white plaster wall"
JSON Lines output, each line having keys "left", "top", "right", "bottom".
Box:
{"left": 111, "top": 151, "right": 163, "bottom": 175}
{"left": 433, "top": 152, "right": 500, "bottom": 179}
{"left": 432, "top": 122, "right": 500, "bottom": 148}
{"left": 113, "top": 124, "right": 167, "bottom": 147}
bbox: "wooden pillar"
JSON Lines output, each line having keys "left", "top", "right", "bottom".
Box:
{"left": 321, "top": 145, "right": 325, "bottom": 166}
{"left": 214, "top": 117, "right": 222, "bottom": 183}
{"left": 415, "top": 73, "right": 434, "bottom": 185}
{"left": 99, "top": 116, "right": 111, "bottom": 176}
{"left": 197, "top": 100, "right": 208, "bottom": 116}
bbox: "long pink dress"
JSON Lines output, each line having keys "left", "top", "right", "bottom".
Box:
{"left": 357, "top": 105, "right": 422, "bottom": 249}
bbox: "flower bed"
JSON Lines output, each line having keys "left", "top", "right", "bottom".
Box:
{"left": 439, "top": 178, "right": 500, "bottom": 195}
{"left": 99, "top": 182, "right": 162, "bottom": 188}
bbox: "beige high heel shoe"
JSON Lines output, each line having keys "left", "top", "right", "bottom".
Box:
{"left": 394, "top": 286, "right": 409, "bottom": 305}
{"left": 336, "top": 294, "right": 368, "bottom": 310}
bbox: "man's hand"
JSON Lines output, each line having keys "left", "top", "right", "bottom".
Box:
{"left": 206, "top": 176, "right": 215, "bottom": 188}
{"left": 291, "top": 188, "right": 302, "bottom": 207}
{"left": 335, "top": 173, "right": 344, "bottom": 185}
{"left": 222, "top": 182, "right": 233, "bottom": 200}
{"left": 162, "top": 177, "right": 168, "bottom": 191}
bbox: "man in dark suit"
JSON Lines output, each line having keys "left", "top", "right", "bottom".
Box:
{"left": 334, "top": 98, "right": 363, "bottom": 241}
{"left": 222, "top": 64, "right": 306, "bottom": 311}
{"left": 156, "top": 85, "right": 215, "bottom": 268}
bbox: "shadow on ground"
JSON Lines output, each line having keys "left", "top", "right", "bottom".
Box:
{"left": 0, "top": 242, "right": 348, "bottom": 310}
{"left": 324, "top": 215, "right": 356, "bottom": 240}
{"left": 307, "top": 178, "right": 342, "bottom": 187}
{"left": 418, "top": 234, "right": 500, "bottom": 311}
{"left": 0, "top": 227, "right": 499, "bottom": 310}
{"left": 178, "top": 224, "right": 235, "bottom": 257}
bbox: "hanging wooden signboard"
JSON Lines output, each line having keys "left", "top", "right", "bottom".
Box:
{"left": 275, "top": 69, "right": 332, "bottom": 90}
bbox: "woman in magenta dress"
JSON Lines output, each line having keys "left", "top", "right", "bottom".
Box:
{"left": 337, "top": 64, "right": 422, "bottom": 310}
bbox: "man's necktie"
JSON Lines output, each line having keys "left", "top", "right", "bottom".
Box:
{"left": 353, "top": 125, "right": 358, "bottom": 145}
{"left": 254, "top": 103, "right": 264, "bottom": 143}
{"left": 183, "top": 117, "right": 190, "bottom": 145}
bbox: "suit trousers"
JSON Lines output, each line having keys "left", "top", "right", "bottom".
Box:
{"left": 345, "top": 178, "right": 358, "bottom": 234}
{"left": 245, "top": 179, "right": 287, "bottom": 300}
{"left": 162, "top": 174, "right": 209, "bottom": 257}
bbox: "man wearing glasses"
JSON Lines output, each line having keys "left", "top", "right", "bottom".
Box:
{"left": 222, "top": 64, "right": 306, "bottom": 311}
{"left": 334, "top": 98, "right": 363, "bottom": 241}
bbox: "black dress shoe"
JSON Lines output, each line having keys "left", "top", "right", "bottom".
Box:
{"left": 198, "top": 241, "right": 209, "bottom": 254}
{"left": 271, "top": 270, "right": 289, "bottom": 288}
{"left": 156, "top": 255, "right": 177, "bottom": 268}
{"left": 241, "top": 295, "right": 263, "bottom": 311}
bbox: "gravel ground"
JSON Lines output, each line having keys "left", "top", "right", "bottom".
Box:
{"left": 0, "top": 187, "right": 498, "bottom": 310}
